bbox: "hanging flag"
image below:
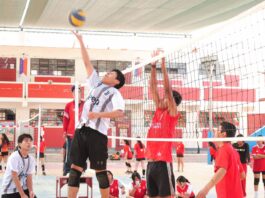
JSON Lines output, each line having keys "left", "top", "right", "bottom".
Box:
{"left": 19, "top": 58, "right": 24, "bottom": 74}
{"left": 134, "top": 67, "right": 142, "bottom": 77}
{"left": 19, "top": 56, "right": 28, "bottom": 75}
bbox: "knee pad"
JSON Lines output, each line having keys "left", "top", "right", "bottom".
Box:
{"left": 127, "top": 163, "right": 131, "bottom": 168}
{"left": 68, "top": 168, "right": 82, "bottom": 187}
{"left": 125, "top": 162, "right": 129, "bottom": 167}
{"left": 96, "top": 171, "right": 109, "bottom": 189}
{"left": 254, "top": 177, "right": 260, "bottom": 185}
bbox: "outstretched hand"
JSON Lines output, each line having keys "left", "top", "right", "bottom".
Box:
{"left": 151, "top": 50, "right": 160, "bottom": 66}
{"left": 72, "top": 30, "right": 82, "bottom": 41}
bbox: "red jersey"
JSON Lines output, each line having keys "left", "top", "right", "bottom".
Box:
{"left": 63, "top": 100, "right": 84, "bottom": 138}
{"left": 39, "top": 141, "right": 46, "bottom": 153}
{"left": 132, "top": 180, "right": 147, "bottom": 198}
{"left": 146, "top": 108, "right": 180, "bottom": 162}
{"left": 110, "top": 179, "right": 119, "bottom": 198}
{"left": 123, "top": 144, "right": 133, "bottom": 159}
{"left": 214, "top": 143, "right": 244, "bottom": 198}
{"left": 176, "top": 183, "right": 195, "bottom": 198}
{"left": 176, "top": 142, "right": 184, "bottom": 155}
{"left": 209, "top": 147, "right": 217, "bottom": 159}
{"left": 134, "top": 143, "right": 145, "bottom": 159}
{"left": 252, "top": 144, "right": 265, "bottom": 172}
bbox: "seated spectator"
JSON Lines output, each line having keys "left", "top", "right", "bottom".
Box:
{"left": 107, "top": 170, "right": 125, "bottom": 198}
{"left": 129, "top": 171, "right": 147, "bottom": 198}
{"left": 176, "top": 175, "right": 195, "bottom": 198}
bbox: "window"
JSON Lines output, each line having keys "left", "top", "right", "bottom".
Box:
{"left": 31, "top": 58, "right": 75, "bottom": 76}
{"left": 0, "top": 109, "right": 15, "bottom": 121}
{"left": 0, "top": 57, "right": 16, "bottom": 69}
{"left": 199, "top": 112, "right": 238, "bottom": 128}
{"left": 145, "top": 62, "right": 187, "bottom": 75}
{"left": 30, "top": 109, "right": 63, "bottom": 126}
{"left": 91, "top": 60, "right": 131, "bottom": 72}
{"left": 199, "top": 55, "right": 225, "bottom": 80}
{"left": 0, "top": 112, "right": 5, "bottom": 120}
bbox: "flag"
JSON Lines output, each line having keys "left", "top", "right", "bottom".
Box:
{"left": 19, "top": 57, "right": 28, "bottom": 75}
{"left": 134, "top": 67, "right": 142, "bottom": 77}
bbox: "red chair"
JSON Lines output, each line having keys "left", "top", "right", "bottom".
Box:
{"left": 56, "top": 176, "right": 93, "bottom": 198}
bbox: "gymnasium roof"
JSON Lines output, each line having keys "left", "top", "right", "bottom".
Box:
{"left": 0, "top": 0, "right": 264, "bottom": 34}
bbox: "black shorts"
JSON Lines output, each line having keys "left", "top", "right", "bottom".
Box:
{"left": 146, "top": 161, "right": 175, "bottom": 197}
{"left": 177, "top": 154, "right": 183, "bottom": 158}
{"left": 1, "top": 189, "right": 37, "bottom": 198}
{"left": 0, "top": 152, "right": 8, "bottom": 156}
{"left": 70, "top": 126, "right": 108, "bottom": 170}
{"left": 253, "top": 171, "right": 265, "bottom": 174}
{"left": 136, "top": 158, "right": 145, "bottom": 161}
{"left": 35, "top": 153, "right": 45, "bottom": 158}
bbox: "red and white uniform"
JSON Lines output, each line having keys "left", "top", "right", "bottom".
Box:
{"left": 63, "top": 100, "right": 84, "bottom": 138}
{"left": 123, "top": 144, "right": 133, "bottom": 159}
{"left": 252, "top": 144, "right": 265, "bottom": 172}
{"left": 146, "top": 108, "right": 180, "bottom": 162}
{"left": 176, "top": 142, "right": 184, "bottom": 155}
{"left": 132, "top": 180, "right": 147, "bottom": 198}
{"left": 134, "top": 143, "right": 145, "bottom": 159}
{"left": 214, "top": 143, "right": 244, "bottom": 198}
{"left": 176, "top": 183, "right": 195, "bottom": 198}
{"left": 109, "top": 179, "right": 119, "bottom": 198}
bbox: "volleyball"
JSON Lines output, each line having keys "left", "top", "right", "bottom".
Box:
{"left": 69, "top": 9, "right": 86, "bottom": 27}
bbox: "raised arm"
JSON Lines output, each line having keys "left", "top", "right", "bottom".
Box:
{"left": 73, "top": 31, "right": 94, "bottom": 76}
{"left": 150, "top": 51, "right": 161, "bottom": 107}
{"left": 161, "top": 57, "right": 177, "bottom": 116}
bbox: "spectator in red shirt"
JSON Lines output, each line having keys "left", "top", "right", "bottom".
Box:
{"left": 176, "top": 175, "right": 195, "bottom": 198}
{"left": 208, "top": 141, "right": 217, "bottom": 163}
{"left": 129, "top": 171, "right": 147, "bottom": 198}
{"left": 63, "top": 85, "right": 84, "bottom": 176}
{"left": 123, "top": 140, "right": 133, "bottom": 174}
{"left": 197, "top": 121, "right": 245, "bottom": 198}
{"left": 134, "top": 137, "right": 145, "bottom": 177}
{"left": 176, "top": 142, "right": 185, "bottom": 172}
{"left": 107, "top": 170, "right": 125, "bottom": 198}
{"left": 252, "top": 136, "right": 265, "bottom": 198}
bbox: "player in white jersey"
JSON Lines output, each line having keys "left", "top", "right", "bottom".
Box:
{"left": 1, "top": 133, "right": 35, "bottom": 198}
{"left": 68, "top": 32, "right": 126, "bottom": 198}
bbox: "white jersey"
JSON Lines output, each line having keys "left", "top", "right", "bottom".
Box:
{"left": 79, "top": 70, "right": 125, "bottom": 135}
{"left": 2, "top": 150, "right": 35, "bottom": 194}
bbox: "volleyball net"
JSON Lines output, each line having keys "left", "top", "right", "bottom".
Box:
{"left": 90, "top": 5, "right": 265, "bottom": 150}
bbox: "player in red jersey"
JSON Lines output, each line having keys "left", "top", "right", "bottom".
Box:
{"left": 123, "top": 140, "right": 133, "bottom": 174}
{"left": 129, "top": 171, "right": 148, "bottom": 198}
{"left": 176, "top": 175, "right": 195, "bottom": 198}
{"left": 63, "top": 85, "right": 85, "bottom": 176}
{"left": 252, "top": 136, "right": 265, "bottom": 198}
{"left": 134, "top": 137, "right": 146, "bottom": 177}
{"left": 176, "top": 142, "right": 185, "bottom": 172}
{"left": 197, "top": 122, "right": 245, "bottom": 198}
{"left": 107, "top": 170, "right": 125, "bottom": 198}
{"left": 145, "top": 52, "right": 182, "bottom": 198}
